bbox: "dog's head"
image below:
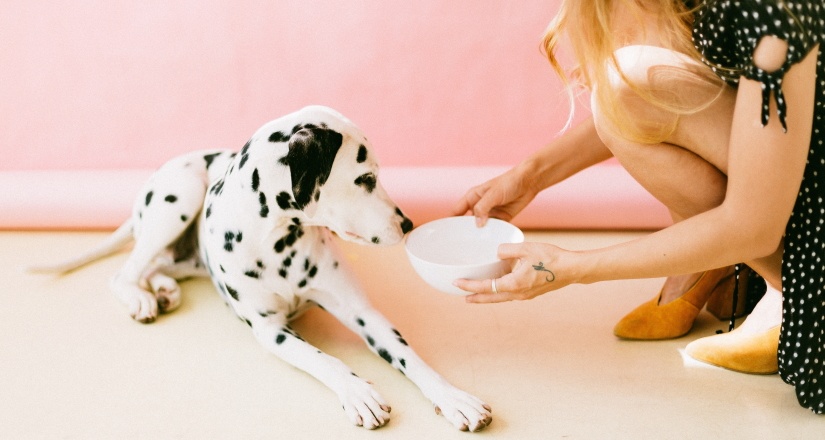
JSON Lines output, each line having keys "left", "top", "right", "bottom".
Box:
{"left": 278, "top": 108, "right": 413, "bottom": 246}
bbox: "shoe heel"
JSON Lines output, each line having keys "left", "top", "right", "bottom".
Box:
{"left": 706, "top": 269, "right": 749, "bottom": 320}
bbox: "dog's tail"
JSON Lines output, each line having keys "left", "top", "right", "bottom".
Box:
{"left": 27, "top": 219, "right": 135, "bottom": 274}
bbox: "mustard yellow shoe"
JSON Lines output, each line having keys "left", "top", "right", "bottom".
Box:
{"left": 614, "top": 267, "right": 734, "bottom": 340}
{"left": 685, "top": 325, "right": 780, "bottom": 375}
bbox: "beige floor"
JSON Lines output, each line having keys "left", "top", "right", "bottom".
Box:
{"left": 2, "top": 230, "right": 824, "bottom": 439}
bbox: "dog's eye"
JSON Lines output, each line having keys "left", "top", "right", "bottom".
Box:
{"left": 354, "top": 172, "right": 377, "bottom": 193}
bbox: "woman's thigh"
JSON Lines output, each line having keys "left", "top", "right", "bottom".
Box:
{"left": 592, "top": 45, "right": 738, "bottom": 220}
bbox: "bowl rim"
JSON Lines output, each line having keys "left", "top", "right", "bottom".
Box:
{"left": 404, "top": 216, "right": 524, "bottom": 269}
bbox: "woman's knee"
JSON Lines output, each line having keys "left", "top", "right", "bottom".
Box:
{"left": 592, "top": 45, "right": 726, "bottom": 152}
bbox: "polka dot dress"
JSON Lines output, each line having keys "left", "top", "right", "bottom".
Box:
{"left": 693, "top": 0, "right": 825, "bottom": 414}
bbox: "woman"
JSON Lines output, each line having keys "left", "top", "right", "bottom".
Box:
{"left": 453, "top": 0, "right": 824, "bottom": 413}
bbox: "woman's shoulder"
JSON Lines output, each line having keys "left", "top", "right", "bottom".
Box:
{"left": 694, "top": 0, "right": 822, "bottom": 75}
{"left": 699, "top": 0, "right": 823, "bottom": 35}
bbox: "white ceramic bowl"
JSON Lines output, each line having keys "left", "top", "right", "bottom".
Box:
{"left": 405, "top": 216, "right": 525, "bottom": 295}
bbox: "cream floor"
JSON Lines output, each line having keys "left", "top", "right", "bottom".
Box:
{"left": 2, "top": 230, "right": 824, "bottom": 439}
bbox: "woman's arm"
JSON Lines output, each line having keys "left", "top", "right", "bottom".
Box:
{"left": 458, "top": 41, "right": 818, "bottom": 302}
{"left": 583, "top": 42, "right": 817, "bottom": 280}
{"left": 453, "top": 116, "right": 613, "bottom": 225}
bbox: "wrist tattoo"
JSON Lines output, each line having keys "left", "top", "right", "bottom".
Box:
{"left": 532, "top": 262, "right": 555, "bottom": 282}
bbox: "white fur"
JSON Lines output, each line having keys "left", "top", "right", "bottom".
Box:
{"left": 33, "top": 106, "right": 492, "bottom": 432}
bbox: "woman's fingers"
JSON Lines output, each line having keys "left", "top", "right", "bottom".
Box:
{"left": 453, "top": 275, "right": 517, "bottom": 303}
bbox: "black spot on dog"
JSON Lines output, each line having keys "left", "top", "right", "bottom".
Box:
{"left": 204, "top": 152, "right": 222, "bottom": 169}
{"left": 399, "top": 358, "right": 406, "bottom": 368}
{"left": 303, "top": 258, "right": 311, "bottom": 271}
{"left": 393, "top": 329, "right": 408, "bottom": 346}
{"left": 205, "top": 205, "right": 212, "bottom": 218}
{"left": 354, "top": 173, "right": 377, "bottom": 193}
{"left": 145, "top": 191, "right": 154, "bottom": 206}
{"left": 224, "top": 231, "right": 242, "bottom": 252}
{"left": 276, "top": 333, "right": 286, "bottom": 345}
{"left": 291, "top": 123, "right": 318, "bottom": 134}
{"left": 238, "top": 141, "right": 251, "bottom": 170}
{"left": 279, "top": 127, "right": 343, "bottom": 209}
{"left": 274, "top": 224, "right": 304, "bottom": 253}
{"left": 366, "top": 335, "right": 375, "bottom": 347}
{"left": 371, "top": 237, "right": 380, "bottom": 244}
{"left": 259, "top": 192, "right": 269, "bottom": 218}
{"left": 225, "top": 284, "right": 239, "bottom": 301}
{"left": 286, "top": 224, "right": 303, "bottom": 246}
{"left": 298, "top": 279, "right": 307, "bottom": 288}
{"left": 356, "top": 318, "right": 365, "bottom": 327}
{"left": 357, "top": 145, "right": 368, "bottom": 163}
{"left": 251, "top": 169, "right": 260, "bottom": 192}
{"left": 259, "top": 310, "right": 278, "bottom": 317}
{"left": 180, "top": 215, "right": 188, "bottom": 222}
{"left": 276, "top": 191, "right": 295, "bottom": 210}
{"left": 219, "top": 265, "right": 225, "bottom": 273}
{"left": 244, "top": 270, "right": 260, "bottom": 279}
{"left": 269, "top": 131, "right": 290, "bottom": 143}
{"left": 308, "top": 265, "right": 318, "bottom": 278}
{"left": 401, "top": 218, "right": 413, "bottom": 234}
{"left": 282, "top": 325, "right": 304, "bottom": 341}
{"left": 256, "top": 260, "right": 264, "bottom": 269}
{"left": 378, "top": 348, "right": 393, "bottom": 364}
{"left": 165, "top": 194, "right": 177, "bottom": 203}
{"left": 278, "top": 268, "right": 288, "bottom": 278}
{"left": 283, "top": 256, "right": 292, "bottom": 267}
{"left": 210, "top": 179, "right": 225, "bottom": 195}
{"left": 244, "top": 319, "right": 252, "bottom": 327}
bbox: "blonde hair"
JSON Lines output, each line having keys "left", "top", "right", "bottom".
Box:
{"left": 542, "top": 0, "right": 723, "bottom": 144}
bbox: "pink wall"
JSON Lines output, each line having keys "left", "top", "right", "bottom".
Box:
{"left": 1, "top": 0, "right": 571, "bottom": 171}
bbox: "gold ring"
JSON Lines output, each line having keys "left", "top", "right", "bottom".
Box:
{"left": 491, "top": 278, "right": 498, "bottom": 294}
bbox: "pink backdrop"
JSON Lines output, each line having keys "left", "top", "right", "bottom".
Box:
{"left": 0, "top": 0, "right": 670, "bottom": 230}
{"left": 1, "top": 0, "right": 570, "bottom": 171}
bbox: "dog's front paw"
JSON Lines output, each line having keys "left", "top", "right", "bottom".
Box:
{"left": 337, "top": 375, "right": 391, "bottom": 430}
{"left": 431, "top": 386, "right": 492, "bottom": 432}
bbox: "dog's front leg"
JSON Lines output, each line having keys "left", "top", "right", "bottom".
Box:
{"left": 250, "top": 318, "right": 392, "bottom": 429}
{"left": 311, "top": 291, "right": 493, "bottom": 432}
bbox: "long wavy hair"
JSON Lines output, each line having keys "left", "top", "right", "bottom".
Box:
{"left": 542, "top": 0, "right": 723, "bottom": 143}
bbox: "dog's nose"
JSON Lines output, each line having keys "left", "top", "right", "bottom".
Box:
{"left": 395, "top": 208, "right": 414, "bottom": 234}
{"left": 401, "top": 217, "right": 413, "bottom": 234}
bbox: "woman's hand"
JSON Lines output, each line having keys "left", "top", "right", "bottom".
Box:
{"left": 452, "top": 165, "right": 540, "bottom": 227}
{"left": 453, "top": 242, "right": 580, "bottom": 303}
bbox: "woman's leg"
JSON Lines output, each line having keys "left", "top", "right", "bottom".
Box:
{"left": 594, "top": 46, "right": 782, "bottom": 328}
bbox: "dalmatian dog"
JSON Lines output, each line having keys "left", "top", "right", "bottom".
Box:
{"left": 33, "top": 105, "right": 492, "bottom": 431}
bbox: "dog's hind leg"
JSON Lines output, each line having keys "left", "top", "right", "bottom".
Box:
{"left": 144, "top": 252, "right": 210, "bottom": 314}
{"left": 113, "top": 164, "right": 208, "bottom": 323}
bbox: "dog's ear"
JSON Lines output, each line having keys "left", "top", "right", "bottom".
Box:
{"left": 279, "top": 126, "right": 343, "bottom": 210}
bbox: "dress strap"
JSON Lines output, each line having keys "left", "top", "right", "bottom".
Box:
{"left": 758, "top": 72, "right": 788, "bottom": 132}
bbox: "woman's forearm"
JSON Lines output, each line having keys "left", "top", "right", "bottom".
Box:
{"left": 517, "top": 116, "right": 613, "bottom": 193}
